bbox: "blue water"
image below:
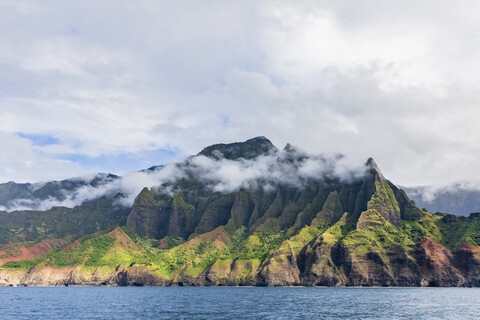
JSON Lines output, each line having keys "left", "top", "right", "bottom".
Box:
{"left": 0, "top": 287, "right": 479, "bottom": 319}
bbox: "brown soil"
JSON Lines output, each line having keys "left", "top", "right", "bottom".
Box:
{"left": 182, "top": 226, "right": 230, "bottom": 249}
{"left": 107, "top": 227, "right": 143, "bottom": 253}
{"left": 0, "top": 239, "right": 66, "bottom": 265}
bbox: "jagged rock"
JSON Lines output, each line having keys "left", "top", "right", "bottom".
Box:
{"left": 453, "top": 243, "right": 480, "bottom": 287}
{"left": 415, "top": 237, "right": 465, "bottom": 287}
{"left": 1, "top": 137, "right": 480, "bottom": 287}
{"left": 21, "top": 266, "right": 74, "bottom": 286}
{"left": 387, "top": 244, "right": 423, "bottom": 286}
{"left": 311, "top": 191, "right": 344, "bottom": 227}
{"left": 339, "top": 239, "right": 396, "bottom": 286}
{"left": 357, "top": 174, "right": 401, "bottom": 229}
{"left": 257, "top": 242, "right": 301, "bottom": 286}
{"left": 125, "top": 266, "right": 167, "bottom": 286}
{"left": 0, "top": 269, "right": 28, "bottom": 287}
{"left": 205, "top": 259, "right": 233, "bottom": 284}
{"left": 302, "top": 236, "right": 346, "bottom": 286}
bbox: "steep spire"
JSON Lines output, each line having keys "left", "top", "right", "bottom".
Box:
{"left": 365, "top": 157, "right": 385, "bottom": 181}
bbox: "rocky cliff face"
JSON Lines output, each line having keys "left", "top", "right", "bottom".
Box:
{"left": 2, "top": 218, "right": 479, "bottom": 287}
{"left": 1, "top": 137, "right": 480, "bottom": 287}
{"left": 125, "top": 141, "right": 380, "bottom": 241}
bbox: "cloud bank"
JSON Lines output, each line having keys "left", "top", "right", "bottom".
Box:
{"left": 1, "top": 1, "right": 480, "bottom": 187}
{"left": 0, "top": 149, "right": 367, "bottom": 212}
{"left": 405, "top": 181, "right": 480, "bottom": 204}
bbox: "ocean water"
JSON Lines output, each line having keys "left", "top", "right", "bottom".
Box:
{"left": 0, "top": 287, "right": 479, "bottom": 320}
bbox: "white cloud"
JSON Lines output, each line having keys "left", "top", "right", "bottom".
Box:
{"left": 1, "top": 1, "right": 480, "bottom": 188}
{"left": 0, "top": 133, "right": 88, "bottom": 183}
{"left": 1, "top": 148, "right": 367, "bottom": 212}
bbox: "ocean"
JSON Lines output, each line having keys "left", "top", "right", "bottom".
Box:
{"left": 1, "top": 287, "right": 479, "bottom": 319}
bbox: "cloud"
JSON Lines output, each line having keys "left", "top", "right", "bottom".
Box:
{"left": 0, "top": 148, "right": 368, "bottom": 212}
{"left": 1, "top": 1, "right": 480, "bottom": 188}
{"left": 406, "top": 180, "right": 480, "bottom": 204}
{"left": 0, "top": 132, "right": 88, "bottom": 183}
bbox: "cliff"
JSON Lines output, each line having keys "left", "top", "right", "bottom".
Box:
{"left": 1, "top": 137, "right": 479, "bottom": 287}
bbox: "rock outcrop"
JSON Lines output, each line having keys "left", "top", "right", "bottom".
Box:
{"left": 1, "top": 137, "right": 480, "bottom": 287}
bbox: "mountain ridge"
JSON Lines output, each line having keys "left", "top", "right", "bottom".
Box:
{"left": 1, "top": 137, "right": 479, "bottom": 287}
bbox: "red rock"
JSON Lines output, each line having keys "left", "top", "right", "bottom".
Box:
{"left": 415, "top": 237, "right": 465, "bottom": 286}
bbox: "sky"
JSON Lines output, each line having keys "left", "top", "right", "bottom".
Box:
{"left": 1, "top": 0, "right": 480, "bottom": 187}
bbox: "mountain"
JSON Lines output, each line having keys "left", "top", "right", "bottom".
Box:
{"left": 1, "top": 137, "right": 480, "bottom": 287}
{"left": 0, "top": 173, "right": 129, "bottom": 244}
{"left": 198, "top": 135, "right": 277, "bottom": 160}
{"left": 0, "top": 173, "right": 120, "bottom": 209}
{"left": 404, "top": 185, "right": 480, "bottom": 216}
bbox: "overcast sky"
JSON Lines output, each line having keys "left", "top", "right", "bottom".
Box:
{"left": 1, "top": 0, "right": 480, "bottom": 187}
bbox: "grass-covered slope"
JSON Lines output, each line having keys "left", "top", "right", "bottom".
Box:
{"left": 0, "top": 173, "right": 127, "bottom": 245}
{"left": 2, "top": 202, "right": 479, "bottom": 286}
{"left": 0, "top": 196, "right": 130, "bottom": 244}
{"left": 1, "top": 137, "right": 479, "bottom": 287}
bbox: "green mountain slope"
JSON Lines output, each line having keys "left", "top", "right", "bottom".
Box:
{"left": 1, "top": 137, "right": 479, "bottom": 287}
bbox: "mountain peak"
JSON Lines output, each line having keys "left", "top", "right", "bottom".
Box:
{"left": 365, "top": 157, "right": 385, "bottom": 180}
{"left": 198, "top": 136, "right": 277, "bottom": 160}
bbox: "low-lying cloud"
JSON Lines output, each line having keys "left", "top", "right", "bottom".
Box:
{"left": 0, "top": 148, "right": 368, "bottom": 212}
{"left": 405, "top": 181, "right": 480, "bottom": 204}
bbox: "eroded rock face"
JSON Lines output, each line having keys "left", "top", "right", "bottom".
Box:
{"left": 257, "top": 243, "right": 301, "bottom": 286}
{"left": 1, "top": 237, "right": 479, "bottom": 287}
{"left": 205, "top": 259, "right": 233, "bottom": 285}
{"left": 126, "top": 187, "right": 173, "bottom": 239}
{"left": 387, "top": 244, "right": 423, "bottom": 286}
{"left": 2, "top": 138, "right": 480, "bottom": 287}
{"left": 0, "top": 269, "right": 28, "bottom": 286}
{"left": 302, "top": 236, "right": 346, "bottom": 286}
{"left": 357, "top": 178, "right": 401, "bottom": 229}
{"left": 125, "top": 266, "right": 167, "bottom": 286}
{"left": 0, "top": 264, "right": 170, "bottom": 287}
{"left": 21, "top": 266, "right": 74, "bottom": 286}
{"left": 453, "top": 244, "right": 480, "bottom": 287}
{"left": 415, "top": 237, "right": 465, "bottom": 287}
{"left": 203, "top": 259, "right": 260, "bottom": 286}
{"left": 339, "top": 241, "right": 396, "bottom": 286}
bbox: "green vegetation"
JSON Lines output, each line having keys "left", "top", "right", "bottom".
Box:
{"left": 126, "top": 226, "right": 289, "bottom": 278}
{"left": 2, "top": 148, "right": 480, "bottom": 285}
{"left": 401, "top": 212, "right": 443, "bottom": 244}
{"left": 1, "top": 258, "right": 41, "bottom": 270}
{"left": 436, "top": 214, "right": 480, "bottom": 249}
{"left": 47, "top": 234, "right": 116, "bottom": 268}
{"left": 198, "top": 136, "right": 275, "bottom": 160}
{"left": 321, "top": 213, "right": 348, "bottom": 245}
{"left": 2, "top": 209, "right": 480, "bottom": 284}
{"left": 0, "top": 246, "right": 22, "bottom": 259}
{"left": 48, "top": 250, "right": 82, "bottom": 267}
{"left": 135, "top": 188, "right": 169, "bottom": 207}
{"left": 0, "top": 196, "right": 130, "bottom": 244}
{"left": 83, "top": 235, "right": 116, "bottom": 267}
{"left": 374, "top": 180, "right": 400, "bottom": 214}
{"left": 344, "top": 221, "right": 415, "bottom": 256}
{"left": 228, "top": 226, "right": 288, "bottom": 261}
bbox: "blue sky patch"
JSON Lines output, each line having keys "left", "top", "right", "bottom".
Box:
{"left": 18, "top": 133, "right": 60, "bottom": 146}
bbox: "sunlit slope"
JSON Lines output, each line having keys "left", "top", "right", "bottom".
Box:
{"left": 1, "top": 137, "right": 479, "bottom": 286}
